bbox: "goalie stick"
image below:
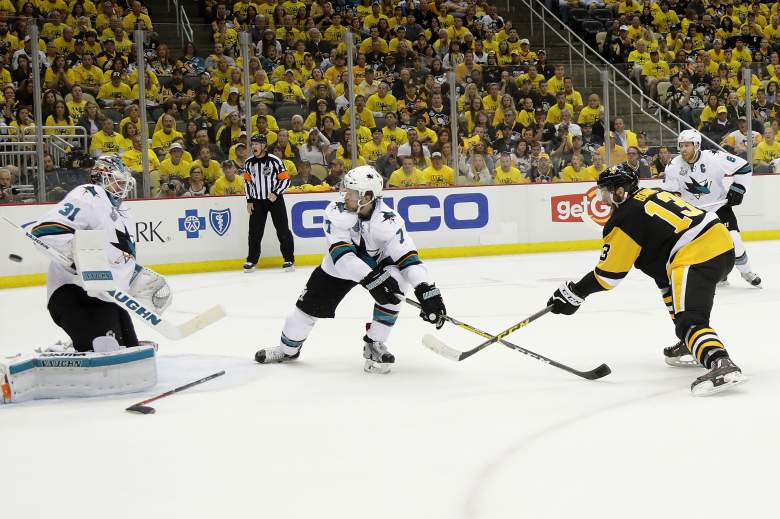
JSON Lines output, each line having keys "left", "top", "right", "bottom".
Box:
{"left": 2, "top": 216, "right": 225, "bottom": 340}
{"left": 126, "top": 370, "right": 226, "bottom": 414}
{"left": 406, "top": 299, "right": 611, "bottom": 380}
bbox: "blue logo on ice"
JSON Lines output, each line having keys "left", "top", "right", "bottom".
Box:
{"left": 209, "top": 208, "right": 232, "bottom": 236}
{"left": 178, "top": 209, "right": 206, "bottom": 239}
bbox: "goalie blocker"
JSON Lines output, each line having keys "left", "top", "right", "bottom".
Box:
{"left": 1, "top": 345, "right": 157, "bottom": 404}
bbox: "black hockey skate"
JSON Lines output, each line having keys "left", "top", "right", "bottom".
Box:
{"left": 243, "top": 262, "right": 256, "bottom": 273}
{"left": 363, "top": 335, "right": 395, "bottom": 374}
{"left": 740, "top": 271, "right": 762, "bottom": 287}
{"left": 255, "top": 346, "right": 300, "bottom": 364}
{"left": 282, "top": 261, "right": 294, "bottom": 272}
{"left": 663, "top": 340, "right": 699, "bottom": 368}
{"left": 690, "top": 356, "right": 747, "bottom": 396}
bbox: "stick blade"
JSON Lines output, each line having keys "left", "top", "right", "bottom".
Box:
{"left": 581, "top": 363, "right": 612, "bottom": 380}
{"left": 422, "top": 334, "right": 464, "bottom": 361}
{"left": 125, "top": 404, "right": 155, "bottom": 414}
{"left": 175, "top": 305, "right": 227, "bottom": 339}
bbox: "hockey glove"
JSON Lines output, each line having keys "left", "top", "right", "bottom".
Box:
{"left": 361, "top": 267, "right": 402, "bottom": 306}
{"left": 414, "top": 282, "right": 446, "bottom": 329}
{"left": 129, "top": 265, "right": 172, "bottom": 314}
{"left": 726, "top": 183, "right": 745, "bottom": 206}
{"left": 547, "top": 281, "right": 585, "bottom": 315}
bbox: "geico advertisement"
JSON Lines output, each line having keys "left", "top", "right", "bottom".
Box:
{"left": 291, "top": 191, "right": 489, "bottom": 238}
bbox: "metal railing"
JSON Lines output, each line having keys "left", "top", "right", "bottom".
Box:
{"left": 518, "top": 0, "right": 725, "bottom": 151}
{"left": 168, "top": 0, "right": 194, "bottom": 48}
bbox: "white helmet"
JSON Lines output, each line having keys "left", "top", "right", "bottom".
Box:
{"left": 92, "top": 155, "right": 135, "bottom": 201}
{"left": 678, "top": 129, "right": 702, "bottom": 152}
{"left": 342, "top": 165, "right": 383, "bottom": 208}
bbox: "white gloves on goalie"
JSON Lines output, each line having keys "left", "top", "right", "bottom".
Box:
{"left": 129, "top": 266, "right": 172, "bottom": 314}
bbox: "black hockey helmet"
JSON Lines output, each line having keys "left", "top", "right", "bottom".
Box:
{"left": 597, "top": 164, "right": 639, "bottom": 195}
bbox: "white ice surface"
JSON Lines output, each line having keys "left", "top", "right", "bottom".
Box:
{"left": 2, "top": 243, "right": 779, "bottom": 519}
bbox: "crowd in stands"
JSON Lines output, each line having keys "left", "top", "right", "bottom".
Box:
{"left": 565, "top": 0, "right": 780, "bottom": 171}
{"left": 6, "top": 0, "right": 779, "bottom": 204}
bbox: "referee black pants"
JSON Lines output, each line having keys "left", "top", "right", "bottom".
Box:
{"left": 247, "top": 196, "right": 295, "bottom": 264}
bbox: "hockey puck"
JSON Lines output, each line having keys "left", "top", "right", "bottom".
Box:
{"left": 8, "top": 254, "right": 22, "bottom": 263}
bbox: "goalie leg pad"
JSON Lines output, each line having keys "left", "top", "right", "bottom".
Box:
{"left": 1, "top": 345, "right": 157, "bottom": 404}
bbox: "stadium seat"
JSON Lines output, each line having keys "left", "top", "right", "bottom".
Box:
{"left": 569, "top": 8, "right": 588, "bottom": 30}
{"left": 103, "top": 108, "right": 123, "bottom": 123}
{"left": 591, "top": 8, "right": 613, "bottom": 24}
{"left": 581, "top": 20, "right": 603, "bottom": 49}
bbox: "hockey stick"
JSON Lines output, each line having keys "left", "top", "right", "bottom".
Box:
{"left": 410, "top": 297, "right": 553, "bottom": 361}
{"left": 125, "top": 370, "right": 226, "bottom": 414}
{"left": 2, "top": 216, "right": 226, "bottom": 340}
{"left": 406, "top": 300, "right": 610, "bottom": 379}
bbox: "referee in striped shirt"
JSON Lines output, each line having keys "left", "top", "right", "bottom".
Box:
{"left": 243, "top": 134, "right": 295, "bottom": 273}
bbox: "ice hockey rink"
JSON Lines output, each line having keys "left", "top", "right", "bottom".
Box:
{"left": 2, "top": 243, "right": 779, "bottom": 519}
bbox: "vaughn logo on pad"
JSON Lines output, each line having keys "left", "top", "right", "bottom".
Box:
{"left": 551, "top": 187, "right": 612, "bottom": 226}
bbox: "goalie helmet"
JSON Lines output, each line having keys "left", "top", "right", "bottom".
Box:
{"left": 678, "top": 129, "right": 702, "bottom": 153}
{"left": 92, "top": 155, "right": 135, "bottom": 201}
{"left": 342, "top": 165, "right": 384, "bottom": 207}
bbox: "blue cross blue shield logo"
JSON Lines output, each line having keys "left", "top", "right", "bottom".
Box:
{"left": 209, "top": 208, "right": 232, "bottom": 236}
{"left": 178, "top": 209, "right": 206, "bottom": 239}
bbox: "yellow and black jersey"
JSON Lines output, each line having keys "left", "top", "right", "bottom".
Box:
{"left": 577, "top": 188, "right": 734, "bottom": 295}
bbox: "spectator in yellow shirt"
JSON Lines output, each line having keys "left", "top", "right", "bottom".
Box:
{"left": 341, "top": 95, "right": 377, "bottom": 129}
{"left": 192, "top": 146, "right": 223, "bottom": 185}
{"left": 559, "top": 154, "right": 596, "bottom": 181}
{"left": 753, "top": 127, "right": 780, "bottom": 172}
{"left": 546, "top": 93, "right": 574, "bottom": 125}
{"left": 210, "top": 160, "right": 245, "bottom": 195}
{"left": 642, "top": 49, "right": 671, "bottom": 103}
{"left": 366, "top": 82, "right": 398, "bottom": 116}
{"left": 494, "top": 152, "right": 528, "bottom": 184}
{"left": 123, "top": 1, "right": 153, "bottom": 31}
{"left": 361, "top": 128, "right": 388, "bottom": 164}
{"left": 422, "top": 152, "right": 455, "bottom": 187}
{"left": 97, "top": 71, "right": 133, "bottom": 108}
{"left": 89, "top": 117, "right": 124, "bottom": 157}
{"left": 578, "top": 94, "right": 603, "bottom": 125}
{"left": 152, "top": 113, "right": 184, "bottom": 158}
{"left": 159, "top": 143, "right": 192, "bottom": 179}
{"left": 388, "top": 156, "right": 426, "bottom": 187}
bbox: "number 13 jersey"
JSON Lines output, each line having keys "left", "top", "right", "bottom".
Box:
{"left": 590, "top": 188, "right": 734, "bottom": 291}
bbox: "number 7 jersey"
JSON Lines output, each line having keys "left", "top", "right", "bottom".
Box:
{"left": 589, "top": 188, "right": 734, "bottom": 291}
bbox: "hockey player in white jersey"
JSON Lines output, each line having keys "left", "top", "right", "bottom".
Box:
{"left": 660, "top": 129, "right": 759, "bottom": 368}
{"left": 662, "top": 129, "right": 761, "bottom": 288}
{"left": 29, "top": 156, "right": 172, "bottom": 352}
{"left": 254, "top": 165, "right": 447, "bottom": 373}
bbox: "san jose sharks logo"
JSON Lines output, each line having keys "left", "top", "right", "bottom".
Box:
{"left": 208, "top": 208, "right": 232, "bottom": 237}
{"left": 111, "top": 225, "right": 136, "bottom": 263}
{"left": 381, "top": 211, "right": 396, "bottom": 222}
{"left": 684, "top": 177, "right": 711, "bottom": 198}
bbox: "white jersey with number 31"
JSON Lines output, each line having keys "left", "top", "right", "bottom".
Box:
{"left": 661, "top": 149, "right": 751, "bottom": 211}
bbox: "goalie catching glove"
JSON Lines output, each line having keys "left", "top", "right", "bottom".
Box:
{"left": 129, "top": 265, "right": 172, "bottom": 314}
{"left": 414, "top": 282, "right": 446, "bottom": 329}
{"left": 361, "top": 266, "right": 402, "bottom": 305}
{"left": 548, "top": 281, "right": 585, "bottom": 315}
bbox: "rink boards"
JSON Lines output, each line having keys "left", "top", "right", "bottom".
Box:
{"left": 2, "top": 178, "right": 780, "bottom": 288}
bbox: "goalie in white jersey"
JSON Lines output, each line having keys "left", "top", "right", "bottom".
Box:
{"left": 661, "top": 129, "right": 761, "bottom": 287}
{"left": 30, "top": 156, "right": 172, "bottom": 352}
{"left": 255, "top": 165, "right": 447, "bottom": 373}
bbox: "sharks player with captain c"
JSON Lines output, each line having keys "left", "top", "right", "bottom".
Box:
{"left": 661, "top": 129, "right": 761, "bottom": 288}
{"left": 255, "top": 165, "right": 447, "bottom": 373}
